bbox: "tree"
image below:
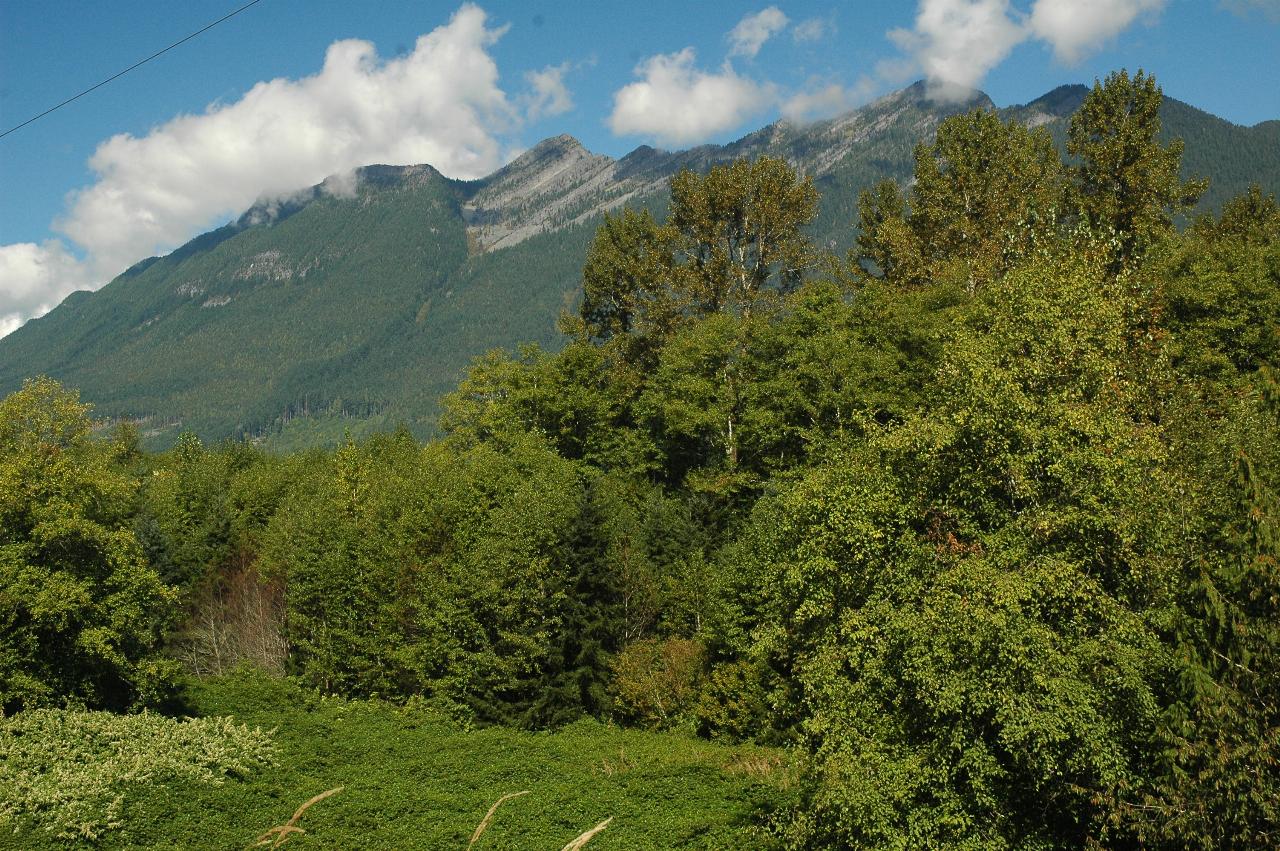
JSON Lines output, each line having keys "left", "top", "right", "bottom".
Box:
{"left": 1161, "top": 185, "right": 1280, "bottom": 384}
{"left": 0, "top": 378, "right": 177, "bottom": 712}
{"left": 1140, "top": 369, "right": 1280, "bottom": 847}
{"left": 579, "top": 156, "right": 819, "bottom": 358}
{"left": 580, "top": 207, "right": 687, "bottom": 355}
{"left": 261, "top": 433, "right": 591, "bottom": 725}
{"left": 136, "top": 432, "right": 235, "bottom": 595}
{"left": 856, "top": 109, "right": 1065, "bottom": 292}
{"left": 1068, "top": 69, "right": 1207, "bottom": 267}
{"left": 720, "top": 247, "right": 1187, "bottom": 848}
{"left": 854, "top": 179, "right": 917, "bottom": 282}
{"left": 667, "top": 156, "right": 819, "bottom": 317}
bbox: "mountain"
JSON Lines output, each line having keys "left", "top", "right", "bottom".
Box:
{"left": 2, "top": 82, "right": 1276, "bottom": 448}
{"left": 1002, "top": 83, "right": 1280, "bottom": 212}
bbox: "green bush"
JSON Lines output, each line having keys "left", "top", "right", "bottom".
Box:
{"left": 694, "top": 660, "right": 772, "bottom": 742}
{"left": 610, "top": 637, "right": 705, "bottom": 729}
{"left": 0, "top": 708, "right": 275, "bottom": 842}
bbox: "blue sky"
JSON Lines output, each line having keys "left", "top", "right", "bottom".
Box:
{"left": 1, "top": 0, "right": 1278, "bottom": 336}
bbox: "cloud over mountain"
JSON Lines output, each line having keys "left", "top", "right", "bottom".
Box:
{"left": 0, "top": 241, "right": 91, "bottom": 338}
{"left": 608, "top": 49, "right": 777, "bottom": 146}
{"left": 61, "top": 3, "right": 516, "bottom": 280}
{"left": 888, "top": 0, "right": 1025, "bottom": 97}
{"left": 0, "top": 3, "right": 558, "bottom": 337}
{"left": 888, "top": 0, "right": 1168, "bottom": 99}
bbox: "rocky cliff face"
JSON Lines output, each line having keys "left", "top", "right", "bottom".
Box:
{"left": 461, "top": 135, "right": 620, "bottom": 252}
{"left": 456, "top": 81, "right": 995, "bottom": 255}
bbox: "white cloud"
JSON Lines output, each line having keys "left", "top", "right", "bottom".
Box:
{"left": 608, "top": 48, "right": 777, "bottom": 146}
{"left": 885, "top": 0, "right": 1170, "bottom": 99}
{"left": 1029, "top": 0, "right": 1165, "bottom": 63}
{"left": 1, "top": 3, "right": 532, "bottom": 337}
{"left": 524, "top": 62, "right": 574, "bottom": 120}
{"left": 728, "top": 7, "right": 790, "bottom": 58}
{"left": 781, "top": 78, "right": 877, "bottom": 122}
{"left": 0, "top": 241, "right": 92, "bottom": 338}
{"left": 59, "top": 3, "right": 513, "bottom": 283}
{"left": 793, "top": 15, "right": 836, "bottom": 43}
{"left": 888, "top": 0, "right": 1026, "bottom": 99}
{"left": 1220, "top": 0, "right": 1280, "bottom": 22}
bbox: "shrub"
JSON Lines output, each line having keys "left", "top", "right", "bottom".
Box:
{"left": 610, "top": 637, "right": 704, "bottom": 728}
{"left": 0, "top": 708, "right": 276, "bottom": 842}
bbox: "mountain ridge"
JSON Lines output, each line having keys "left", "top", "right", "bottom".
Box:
{"left": 3, "top": 80, "right": 1277, "bottom": 448}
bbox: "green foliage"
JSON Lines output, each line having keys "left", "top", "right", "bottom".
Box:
{"left": 609, "top": 637, "right": 705, "bottom": 730}
{"left": 580, "top": 207, "right": 687, "bottom": 354}
{"left": 725, "top": 251, "right": 1189, "bottom": 848}
{"left": 667, "top": 157, "right": 820, "bottom": 316}
{"left": 0, "top": 708, "right": 275, "bottom": 843}
{"left": 579, "top": 156, "right": 819, "bottom": 374}
{"left": 441, "top": 341, "right": 657, "bottom": 476}
{"left": 1162, "top": 185, "right": 1280, "bottom": 384}
{"left": 260, "top": 433, "right": 589, "bottom": 724}
{"left": 858, "top": 109, "right": 1065, "bottom": 291}
{"left": 635, "top": 278, "right": 938, "bottom": 490}
{"left": 136, "top": 433, "right": 235, "bottom": 593}
{"left": 0, "top": 670, "right": 791, "bottom": 850}
{"left": 1133, "top": 373, "right": 1280, "bottom": 848}
{"left": 1068, "top": 69, "right": 1207, "bottom": 266}
{"left": 0, "top": 378, "right": 178, "bottom": 712}
{"left": 452, "top": 159, "right": 936, "bottom": 504}
{"left": 4, "top": 68, "right": 1280, "bottom": 849}
{"left": 693, "top": 659, "right": 773, "bottom": 742}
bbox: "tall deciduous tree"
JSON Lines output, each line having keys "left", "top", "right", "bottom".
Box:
{"left": 579, "top": 156, "right": 819, "bottom": 357}
{"left": 668, "top": 156, "right": 819, "bottom": 317}
{"left": 1068, "top": 69, "right": 1207, "bottom": 267}
{"left": 856, "top": 109, "right": 1065, "bottom": 292}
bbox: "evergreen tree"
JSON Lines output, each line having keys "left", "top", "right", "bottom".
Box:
{"left": 1146, "top": 369, "right": 1280, "bottom": 847}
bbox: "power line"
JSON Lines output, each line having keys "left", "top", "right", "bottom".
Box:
{"left": 0, "top": 0, "right": 265, "bottom": 140}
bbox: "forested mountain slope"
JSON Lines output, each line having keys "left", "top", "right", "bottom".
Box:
{"left": 1, "top": 80, "right": 1275, "bottom": 447}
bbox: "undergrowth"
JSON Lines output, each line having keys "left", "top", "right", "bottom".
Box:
{"left": 0, "top": 669, "right": 792, "bottom": 849}
{"left": 0, "top": 709, "right": 275, "bottom": 842}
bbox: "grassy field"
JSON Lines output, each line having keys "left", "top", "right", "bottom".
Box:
{"left": 0, "top": 671, "right": 794, "bottom": 850}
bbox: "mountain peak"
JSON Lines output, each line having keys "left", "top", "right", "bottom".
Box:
{"left": 892, "top": 78, "right": 992, "bottom": 109}
{"left": 4, "top": 79, "right": 1271, "bottom": 450}
{"left": 463, "top": 134, "right": 615, "bottom": 252}
{"left": 538, "top": 133, "right": 588, "bottom": 153}
{"left": 1020, "top": 84, "right": 1089, "bottom": 118}
{"left": 494, "top": 134, "right": 593, "bottom": 177}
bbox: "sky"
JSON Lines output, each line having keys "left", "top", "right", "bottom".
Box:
{"left": 1, "top": 0, "right": 1278, "bottom": 338}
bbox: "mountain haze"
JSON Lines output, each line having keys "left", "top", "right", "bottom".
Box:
{"left": 2, "top": 81, "right": 1276, "bottom": 447}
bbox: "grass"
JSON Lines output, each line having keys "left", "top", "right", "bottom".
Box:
{"left": 0, "top": 669, "right": 793, "bottom": 849}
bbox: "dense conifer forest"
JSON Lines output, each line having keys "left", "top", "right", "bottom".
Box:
{"left": 3, "top": 70, "right": 1279, "bottom": 848}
